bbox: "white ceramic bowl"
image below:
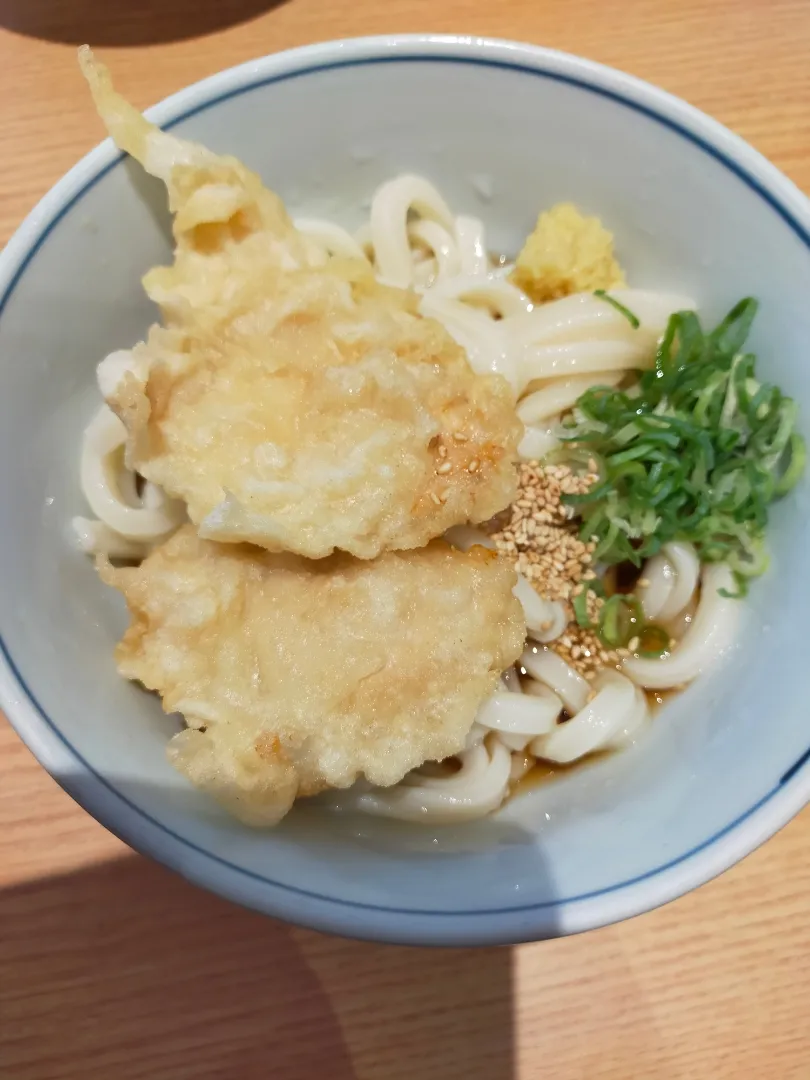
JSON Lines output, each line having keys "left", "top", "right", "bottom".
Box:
{"left": 2, "top": 35, "right": 809, "bottom": 946}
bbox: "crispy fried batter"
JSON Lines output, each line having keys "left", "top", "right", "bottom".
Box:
{"left": 100, "top": 526, "right": 525, "bottom": 825}
{"left": 80, "top": 48, "right": 521, "bottom": 559}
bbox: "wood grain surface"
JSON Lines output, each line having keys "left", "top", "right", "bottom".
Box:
{"left": 1, "top": 2, "right": 809, "bottom": 1077}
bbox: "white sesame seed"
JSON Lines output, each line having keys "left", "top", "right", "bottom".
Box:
{"left": 490, "top": 460, "right": 623, "bottom": 679}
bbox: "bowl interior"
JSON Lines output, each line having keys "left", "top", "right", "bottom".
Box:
{"left": 1, "top": 42, "right": 809, "bottom": 941}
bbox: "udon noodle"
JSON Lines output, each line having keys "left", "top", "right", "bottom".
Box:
{"left": 75, "top": 173, "right": 744, "bottom": 824}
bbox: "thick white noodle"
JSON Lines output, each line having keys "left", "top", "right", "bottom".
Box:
{"left": 529, "top": 670, "right": 641, "bottom": 764}
{"left": 500, "top": 666, "right": 523, "bottom": 694}
{"left": 517, "top": 425, "right": 561, "bottom": 462}
{"left": 79, "top": 405, "right": 184, "bottom": 541}
{"left": 518, "top": 338, "right": 653, "bottom": 384}
{"left": 418, "top": 292, "right": 520, "bottom": 390}
{"left": 520, "top": 647, "right": 590, "bottom": 714}
{"left": 410, "top": 256, "right": 437, "bottom": 290}
{"left": 500, "top": 734, "right": 533, "bottom": 753}
{"left": 454, "top": 214, "right": 489, "bottom": 277}
{"left": 490, "top": 675, "right": 535, "bottom": 754}
{"left": 489, "top": 262, "right": 516, "bottom": 281}
{"left": 428, "top": 273, "right": 532, "bottom": 318}
{"left": 464, "top": 723, "right": 488, "bottom": 750}
{"left": 606, "top": 679, "right": 651, "bottom": 751}
{"left": 115, "top": 460, "right": 140, "bottom": 506}
{"left": 509, "top": 752, "right": 535, "bottom": 782}
{"left": 524, "top": 679, "right": 565, "bottom": 704}
{"left": 352, "top": 739, "right": 512, "bottom": 823}
{"left": 665, "top": 595, "right": 698, "bottom": 640}
{"left": 444, "top": 525, "right": 496, "bottom": 552}
{"left": 369, "top": 174, "right": 456, "bottom": 287}
{"left": 639, "top": 543, "right": 700, "bottom": 622}
{"left": 624, "top": 563, "right": 740, "bottom": 689}
{"left": 96, "top": 348, "right": 147, "bottom": 400}
{"left": 505, "top": 290, "right": 695, "bottom": 347}
{"left": 293, "top": 218, "right": 369, "bottom": 261}
{"left": 637, "top": 553, "right": 675, "bottom": 621}
{"left": 655, "top": 542, "right": 701, "bottom": 622}
{"left": 408, "top": 219, "right": 462, "bottom": 282}
{"left": 71, "top": 516, "right": 149, "bottom": 560}
{"left": 142, "top": 480, "right": 167, "bottom": 510}
{"left": 476, "top": 691, "right": 561, "bottom": 737}
{"left": 518, "top": 371, "right": 624, "bottom": 425}
{"left": 353, "top": 222, "right": 373, "bottom": 256}
{"left": 488, "top": 289, "right": 696, "bottom": 399}
{"left": 444, "top": 528, "right": 565, "bottom": 644}
{"left": 638, "top": 543, "right": 701, "bottom": 622}
{"left": 365, "top": 177, "right": 695, "bottom": 413}
{"left": 513, "top": 574, "right": 568, "bottom": 643}
{"left": 516, "top": 681, "right": 565, "bottom": 750}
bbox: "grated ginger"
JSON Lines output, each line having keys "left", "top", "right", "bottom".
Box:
{"left": 511, "top": 202, "right": 626, "bottom": 303}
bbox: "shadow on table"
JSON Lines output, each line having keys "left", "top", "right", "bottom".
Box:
{"left": 0, "top": 854, "right": 517, "bottom": 1079}
{"left": 0, "top": 0, "right": 288, "bottom": 47}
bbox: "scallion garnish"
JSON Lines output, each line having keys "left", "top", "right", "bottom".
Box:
{"left": 556, "top": 298, "right": 805, "bottom": 587}
{"left": 598, "top": 594, "right": 643, "bottom": 648}
{"left": 594, "top": 289, "right": 641, "bottom": 329}
{"left": 572, "top": 590, "right": 593, "bottom": 628}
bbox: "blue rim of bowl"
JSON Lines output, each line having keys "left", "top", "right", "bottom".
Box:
{"left": 2, "top": 46, "right": 809, "bottom": 927}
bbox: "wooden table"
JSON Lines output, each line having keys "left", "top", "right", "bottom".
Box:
{"left": 2, "top": 2, "right": 809, "bottom": 1077}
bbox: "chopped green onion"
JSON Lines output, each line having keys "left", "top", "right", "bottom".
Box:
{"left": 727, "top": 536, "right": 770, "bottom": 578}
{"left": 775, "top": 432, "right": 806, "bottom": 496}
{"left": 572, "top": 590, "right": 593, "bottom": 628}
{"left": 587, "top": 577, "right": 607, "bottom": 599}
{"left": 560, "top": 299, "right": 805, "bottom": 592}
{"left": 593, "top": 289, "right": 641, "bottom": 329}
{"left": 708, "top": 297, "right": 758, "bottom": 355}
{"left": 598, "top": 594, "right": 643, "bottom": 648}
{"left": 719, "top": 574, "right": 749, "bottom": 600}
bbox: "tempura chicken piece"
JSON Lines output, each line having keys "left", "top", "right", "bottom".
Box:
{"left": 100, "top": 526, "right": 525, "bottom": 826}
{"left": 510, "top": 202, "right": 626, "bottom": 303}
{"left": 79, "top": 48, "right": 521, "bottom": 559}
